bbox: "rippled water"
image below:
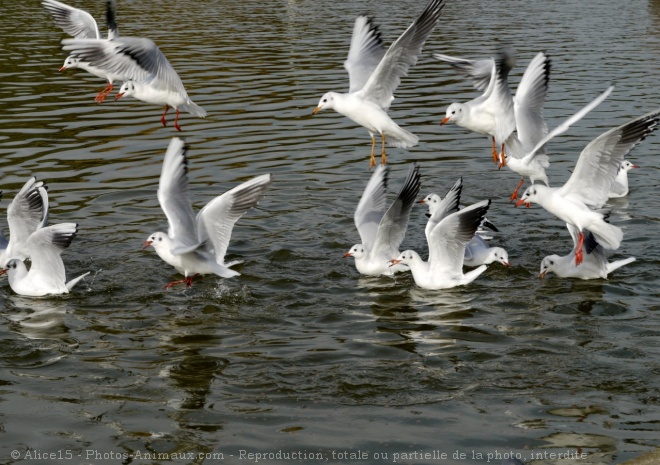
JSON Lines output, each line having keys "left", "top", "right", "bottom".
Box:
{"left": 1, "top": 0, "right": 659, "bottom": 463}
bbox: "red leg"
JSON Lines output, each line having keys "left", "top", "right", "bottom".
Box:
{"left": 174, "top": 108, "right": 182, "bottom": 132}
{"left": 510, "top": 178, "right": 525, "bottom": 201}
{"left": 498, "top": 143, "right": 507, "bottom": 168}
{"left": 161, "top": 105, "right": 170, "bottom": 127}
{"left": 164, "top": 274, "right": 200, "bottom": 289}
{"left": 164, "top": 278, "right": 187, "bottom": 289}
{"left": 94, "top": 82, "right": 113, "bottom": 103}
{"left": 491, "top": 137, "right": 498, "bottom": 164}
{"left": 574, "top": 231, "right": 584, "bottom": 266}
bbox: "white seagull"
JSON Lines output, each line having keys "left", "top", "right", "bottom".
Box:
{"left": 143, "top": 138, "right": 272, "bottom": 289}
{"left": 539, "top": 226, "right": 635, "bottom": 280}
{"left": 608, "top": 160, "right": 639, "bottom": 198}
{"left": 506, "top": 85, "right": 614, "bottom": 200}
{"left": 43, "top": 0, "right": 121, "bottom": 103}
{"left": 0, "top": 177, "right": 49, "bottom": 266}
{"left": 0, "top": 223, "right": 89, "bottom": 297}
{"left": 345, "top": 163, "right": 421, "bottom": 276}
{"left": 420, "top": 179, "right": 510, "bottom": 267}
{"left": 61, "top": 36, "right": 207, "bottom": 131}
{"left": 438, "top": 49, "right": 516, "bottom": 166}
{"left": 312, "top": 0, "right": 445, "bottom": 168}
{"left": 390, "top": 200, "right": 492, "bottom": 290}
{"left": 516, "top": 109, "right": 660, "bottom": 265}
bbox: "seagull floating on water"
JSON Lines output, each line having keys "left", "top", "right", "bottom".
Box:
{"left": 312, "top": 0, "right": 445, "bottom": 168}
{"left": 345, "top": 163, "right": 421, "bottom": 276}
{"left": 516, "top": 109, "right": 660, "bottom": 265}
{"left": 143, "top": 138, "right": 272, "bottom": 289}
{"left": 539, "top": 225, "right": 635, "bottom": 280}
{"left": 0, "top": 223, "right": 89, "bottom": 297}
{"left": 608, "top": 159, "right": 639, "bottom": 198}
{"left": 43, "top": 0, "right": 121, "bottom": 103}
{"left": 390, "top": 199, "right": 492, "bottom": 289}
{"left": 61, "top": 35, "right": 207, "bottom": 131}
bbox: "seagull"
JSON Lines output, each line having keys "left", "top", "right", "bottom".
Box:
{"left": 539, "top": 225, "right": 635, "bottom": 280}
{"left": 506, "top": 85, "right": 614, "bottom": 200}
{"left": 61, "top": 36, "right": 207, "bottom": 131}
{"left": 312, "top": 0, "right": 445, "bottom": 168}
{"left": 345, "top": 163, "right": 421, "bottom": 276}
{"left": 390, "top": 200, "right": 491, "bottom": 289}
{"left": 0, "top": 223, "right": 89, "bottom": 297}
{"left": 0, "top": 177, "right": 49, "bottom": 266}
{"left": 438, "top": 49, "right": 516, "bottom": 166}
{"left": 516, "top": 109, "right": 660, "bottom": 265}
{"left": 143, "top": 138, "right": 272, "bottom": 289}
{"left": 608, "top": 160, "right": 639, "bottom": 198}
{"left": 419, "top": 179, "right": 510, "bottom": 267}
{"left": 43, "top": 0, "right": 121, "bottom": 103}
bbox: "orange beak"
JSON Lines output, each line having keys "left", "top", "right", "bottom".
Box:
{"left": 538, "top": 270, "right": 548, "bottom": 279}
{"left": 440, "top": 116, "right": 451, "bottom": 125}
{"left": 503, "top": 262, "right": 511, "bottom": 267}
{"left": 343, "top": 252, "right": 352, "bottom": 258}
{"left": 312, "top": 106, "right": 321, "bottom": 115}
{"left": 115, "top": 93, "right": 124, "bottom": 101}
{"left": 514, "top": 198, "right": 527, "bottom": 208}
{"left": 631, "top": 164, "right": 640, "bottom": 169}
{"left": 418, "top": 198, "right": 427, "bottom": 204}
{"left": 142, "top": 240, "right": 153, "bottom": 250}
{"left": 389, "top": 259, "right": 402, "bottom": 266}
{"left": 59, "top": 66, "right": 67, "bottom": 72}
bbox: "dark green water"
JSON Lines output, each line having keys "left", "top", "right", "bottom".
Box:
{"left": 0, "top": 0, "right": 659, "bottom": 464}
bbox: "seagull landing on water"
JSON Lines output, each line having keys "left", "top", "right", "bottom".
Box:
{"left": 312, "top": 0, "right": 446, "bottom": 168}
{"left": 43, "top": 0, "right": 121, "bottom": 103}
{"left": 143, "top": 137, "right": 272, "bottom": 289}
{"left": 516, "top": 109, "right": 660, "bottom": 266}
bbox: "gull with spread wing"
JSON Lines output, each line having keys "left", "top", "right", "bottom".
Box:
{"left": 0, "top": 223, "right": 89, "bottom": 297}
{"left": 43, "top": 0, "right": 121, "bottom": 103}
{"left": 438, "top": 49, "right": 515, "bottom": 166}
{"left": 61, "top": 34, "right": 206, "bottom": 131}
{"left": 345, "top": 163, "right": 421, "bottom": 276}
{"left": 143, "top": 138, "right": 272, "bottom": 289}
{"left": 516, "top": 109, "right": 660, "bottom": 265}
{"left": 608, "top": 159, "right": 639, "bottom": 198}
{"left": 420, "top": 179, "right": 509, "bottom": 267}
{"left": 390, "top": 200, "right": 491, "bottom": 289}
{"left": 312, "top": 0, "right": 445, "bottom": 168}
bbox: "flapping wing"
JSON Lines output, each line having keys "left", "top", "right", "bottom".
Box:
{"left": 157, "top": 138, "right": 199, "bottom": 251}
{"left": 429, "top": 200, "right": 490, "bottom": 275}
{"left": 196, "top": 174, "right": 272, "bottom": 263}
{"left": 560, "top": 109, "right": 660, "bottom": 207}
{"left": 520, "top": 86, "right": 614, "bottom": 165}
{"left": 7, "top": 177, "right": 48, "bottom": 260}
{"left": 433, "top": 53, "right": 494, "bottom": 92}
{"left": 372, "top": 163, "right": 421, "bottom": 256}
{"left": 25, "top": 222, "right": 78, "bottom": 285}
{"left": 43, "top": 0, "right": 100, "bottom": 39}
{"left": 514, "top": 52, "right": 550, "bottom": 149}
{"left": 106, "top": 0, "right": 119, "bottom": 39}
{"left": 354, "top": 164, "right": 389, "bottom": 250}
{"left": 344, "top": 16, "right": 387, "bottom": 93}
{"left": 430, "top": 177, "right": 462, "bottom": 224}
{"left": 61, "top": 37, "right": 186, "bottom": 94}
{"left": 361, "top": 0, "right": 445, "bottom": 109}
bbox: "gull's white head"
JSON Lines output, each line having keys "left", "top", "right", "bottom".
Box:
{"left": 312, "top": 92, "right": 337, "bottom": 115}
{"left": 515, "top": 185, "right": 545, "bottom": 208}
{"left": 618, "top": 160, "right": 640, "bottom": 173}
{"left": 344, "top": 244, "right": 366, "bottom": 259}
{"left": 60, "top": 55, "right": 81, "bottom": 71}
{"left": 487, "top": 247, "right": 511, "bottom": 266}
{"left": 143, "top": 232, "right": 169, "bottom": 252}
{"left": 116, "top": 81, "right": 137, "bottom": 100}
{"left": 539, "top": 255, "right": 561, "bottom": 278}
{"left": 441, "top": 103, "right": 464, "bottom": 125}
{"left": 390, "top": 250, "right": 419, "bottom": 267}
{"left": 1, "top": 258, "right": 27, "bottom": 283}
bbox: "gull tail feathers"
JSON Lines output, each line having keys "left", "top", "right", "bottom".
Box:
{"left": 462, "top": 264, "right": 487, "bottom": 285}
{"left": 606, "top": 257, "right": 635, "bottom": 275}
{"left": 66, "top": 271, "right": 90, "bottom": 291}
{"left": 387, "top": 127, "right": 419, "bottom": 148}
{"left": 591, "top": 222, "right": 623, "bottom": 250}
{"left": 180, "top": 100, "right": 207, "bottom": 118}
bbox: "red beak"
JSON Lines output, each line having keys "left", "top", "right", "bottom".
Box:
{"left": 440, "top": 116, "right": 451, "bottom": 125}
{"left": 115, "top": 93, "right": 124, "bottom": 101}
{"left": 142, "top": 240, "right": 153, "bottom": 250}
{"left": 514, "top": 198, "right": 526, "bottom": 208}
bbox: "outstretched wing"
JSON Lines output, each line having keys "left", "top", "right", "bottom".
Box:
{"left": 514, "top": 52, "right": 551, "bottom": 150}
{"left": 25, "top": 222, "right": 78, "bottom": 285}
{"left": 433, "top": 53, "right": 494, "bottom": 92}
{"left": 6, "top": 177, "right": 49, "bottom": 261}
{"left": 344, "top": 16, "right": 387, "bottom": 93}
{"left": 560, "top": 109, "right": 660, "bottom": 207}
{"left": 361, "top": 0, "right": 445, "bottom": 109}
{"left": 43, "top": 0, "right": 100, "bottom": 39}
{"left": 354, "top": 164, "right": 389, "bottom": 250}
{"left": 196, "top": 174, "right": 272, "bottom": 263}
